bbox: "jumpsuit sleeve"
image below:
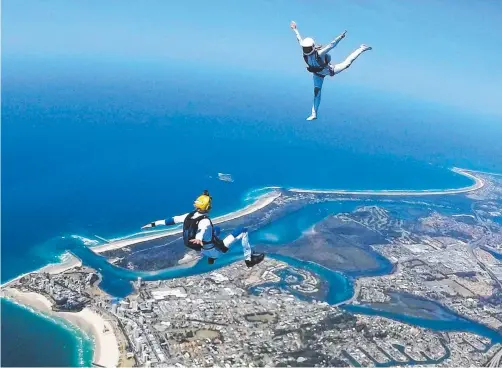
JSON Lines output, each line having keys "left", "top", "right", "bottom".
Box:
{"left": 318, "top": 37, "right": 342, "bottom": 57}
{"left": 172, "top": 213, "right": 189, "bottom": 224}
{"left": 147, "top": 213, "right": 188, "bottom": 228}
{"left": 293, "top": 28, "right": 303, "bottom": 44}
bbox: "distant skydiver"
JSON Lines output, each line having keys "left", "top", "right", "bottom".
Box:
{"left": 141, "top": 190, "right": 265, "bottom": 268}
{"left": 290, "top": 21, "right": 372, "bottom": 121}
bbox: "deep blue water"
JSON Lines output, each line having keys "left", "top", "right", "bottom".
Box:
{"left": 1, "top": 299, "right": 94, "bottom": 367}
{"left": 2, "top": 57, "right": 502, "bottom": 366}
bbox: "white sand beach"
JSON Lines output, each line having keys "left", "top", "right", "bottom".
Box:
{"left": 290, "top": 168, "right": 484, "bottom": 195}
{"left": 39, "top": 253, "right": 83, "bottom": 274}
{"left": 1, "top": 288, "right": 119, "bottom": 368}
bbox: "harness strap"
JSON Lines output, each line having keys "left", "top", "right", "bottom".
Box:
{"left": 303, "top": 50, "right": 330, "bottom": 76}
{"left": 182, "top": 212, "right": 227, "bottom": 252}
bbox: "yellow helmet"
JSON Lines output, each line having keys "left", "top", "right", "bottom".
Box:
{"left": 194, "top": 190, "right": 212, "bottom": 212}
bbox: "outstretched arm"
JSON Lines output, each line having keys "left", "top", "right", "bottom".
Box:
{"left": 141, "top": 213, "right": 188, "bottom": 229}
{"left": 318, "top": 30, "right": 347, "bottom": 57}
{"left": 290, "top": 21, "right": 303, "bottom": 44}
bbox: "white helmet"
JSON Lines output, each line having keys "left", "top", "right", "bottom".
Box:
{"left": 301, "top": 37, "right": 316, "bottom": 55}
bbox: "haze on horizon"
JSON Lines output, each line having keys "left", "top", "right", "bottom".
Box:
{"left": 2, "top": 0, "right": 502, "bottom": 117}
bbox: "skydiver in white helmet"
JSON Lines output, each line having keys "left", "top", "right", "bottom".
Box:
{"left": 290, "top": 21, "right": 372, "bottom": 121}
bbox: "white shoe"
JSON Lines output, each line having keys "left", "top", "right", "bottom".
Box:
{"left": 360, "top": 44, "right": 372, "bottom": 52}
{"left": 306, "top": 114, "right": 317, "bottom": 121}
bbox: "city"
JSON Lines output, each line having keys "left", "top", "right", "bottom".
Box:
{"left": 3, "top": 256, "right": 501, "bottom": 367}
{"left": 2, "top": 170, "right": 502, "bottom": 367}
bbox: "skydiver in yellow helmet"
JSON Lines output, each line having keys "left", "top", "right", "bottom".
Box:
{"left": 290, "top": 21, "right": 372, "bottom": 121}
{"left": 142, "top": 190, "right": 265, "bottom": 267}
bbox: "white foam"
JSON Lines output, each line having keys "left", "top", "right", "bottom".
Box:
{"left": 261, "top": 233, "right": 279, "bottom": 242}
{"left": 244, "top": 186, "right": 281, "bottom": 201}
{"left": 70, "top": 235, "right": 99, "bottom": 246}
{"left": 57, "top": 252, "right": 72, "bottom": 263}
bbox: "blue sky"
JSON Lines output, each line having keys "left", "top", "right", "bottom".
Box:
{"left": 2, "top": 0, "right": 502, "bottom": 116}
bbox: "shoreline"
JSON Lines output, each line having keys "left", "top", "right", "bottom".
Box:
{"left": 1, "top": 253, "right": 82, "bottom": 288}
{"left": 289, "top": 168, "right": 484, "bottom": 195}
{"left": 1, "top": 167, "right": 486, "bottom": 287}
{"left": 1, "top": 288, "right": 120, "bottom": 368}
{"left": 91, "top": 167, "right": 485, "bottom": 255}
{"left": 0, "top": 165, "right": 496, "bottom": 367}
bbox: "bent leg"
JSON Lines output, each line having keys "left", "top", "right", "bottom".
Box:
{"left": 222, "top": 227, "right": 264, "bottom": 267}
{"left": 308, "top": 75, "right": 324, "bottom": 120}
{"left": 331, "top": 44, "right": 372, "bottom": 75}
{"left": 222, "top": 226, "right": 252, "bottom": 261}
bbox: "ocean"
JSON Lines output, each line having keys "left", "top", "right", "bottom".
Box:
{"left": 2, "top": 55, "right": 502, "bottom": 366}
{"left": 1, "top": 299, "right": 94, "bottom": 367}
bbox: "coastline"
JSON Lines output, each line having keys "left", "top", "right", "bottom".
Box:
{"left": 0, "top": 167, "right": 486, "bottom": 287}
{"left": 91, "top": 167, "right": 485, "bottom": 256}
{"left": 1, "top": 288, "right": 120, "bottom": 368}
{"left": 1, "top": 253, "right": 82, "bottom": 288}
{"left": 0, "top": 166, "right": 497, "bottom": 367}
{"left": 289, "top": 168, "right": 484, "bottom": 195}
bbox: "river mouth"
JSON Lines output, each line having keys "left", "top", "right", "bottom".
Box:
{"left": 67, "top": 196, "right": 502, "bottom": 348}
{"left": 13, "top": 169, "right": 502, "bottom": 365}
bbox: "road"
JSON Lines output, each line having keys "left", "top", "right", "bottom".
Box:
{"left": 488, "top": 346, "right": 502, "bottom": 367}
